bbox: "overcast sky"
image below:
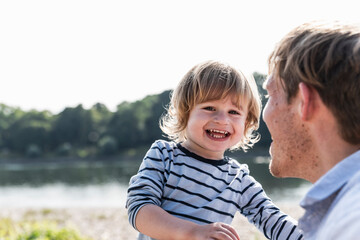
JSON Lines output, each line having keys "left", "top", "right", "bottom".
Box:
{"left": 1, "top": 0, "right": 358, "bottom": 113}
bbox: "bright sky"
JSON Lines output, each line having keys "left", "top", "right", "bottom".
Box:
{"left": 0, "top": 0, "right": 358, "bottom": 113}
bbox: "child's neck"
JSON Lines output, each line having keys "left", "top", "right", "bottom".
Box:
{"left": 181, "top": 141, "right": 225, "bottom": 160}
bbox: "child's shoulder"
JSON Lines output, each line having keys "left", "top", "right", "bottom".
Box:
{"left": 149, "top": 140, "right": 180, "bottom": 155}
{"left": 147, "top": 140, "right": 182, "bottom": 161}
{"left": 226, "top": 157, "right": 250, "bottom": 174}
{"left": 151, "top": 139, "right": 178, "bottom": 149}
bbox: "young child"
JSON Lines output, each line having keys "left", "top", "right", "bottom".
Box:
{"left": 126, "top": 60, "right": 303, "bottom": 240}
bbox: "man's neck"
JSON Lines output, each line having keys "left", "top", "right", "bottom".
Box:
{"left": 311, "top": 137, "right": 360, "bottom": 183}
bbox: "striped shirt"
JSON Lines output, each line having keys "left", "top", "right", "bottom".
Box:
{"left": 126, "top": 140, "right": 303, "bottom": 240}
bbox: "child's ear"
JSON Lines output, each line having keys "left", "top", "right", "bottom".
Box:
{"left": 298, "top": 82, "right": 314, "bottom": 121}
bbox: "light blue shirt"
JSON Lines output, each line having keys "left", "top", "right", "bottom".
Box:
{"left": 299, "top": 150, "right": 360, "bottom": 239}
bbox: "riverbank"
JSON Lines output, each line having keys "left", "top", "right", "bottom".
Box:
{"left": 0, "top": 202, "right": 304, "bottom": 240}
{"left": 0, "top": 145, "right": 271, "bottom": 165}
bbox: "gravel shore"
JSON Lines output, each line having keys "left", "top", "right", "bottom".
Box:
{"left": 0, "top": 203, "right": 304, "bottom": 240}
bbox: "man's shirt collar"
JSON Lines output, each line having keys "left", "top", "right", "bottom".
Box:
{"left": 300, "top": 150, "right": 360, "bottom": 207}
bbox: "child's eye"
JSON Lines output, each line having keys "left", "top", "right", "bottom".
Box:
{"left": 203, "top": 106, "right": 215, "bottom": 111}
{"left": 229, "top": 110, "right": 240, "bottom": 115}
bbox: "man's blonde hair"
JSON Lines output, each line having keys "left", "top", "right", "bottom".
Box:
{"left": 160, "top": 60, "right": 261, "bottom": 151}
{"left": 268, "top": 21, "right": 360, "bottom": 144}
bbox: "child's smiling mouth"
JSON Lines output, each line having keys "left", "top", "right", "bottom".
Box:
{"left": 206, "top": 129, "right": 230, "bottom": 139}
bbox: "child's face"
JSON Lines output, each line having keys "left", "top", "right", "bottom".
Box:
{"left": 182, "top": 96, "right": 247, "bottom": 160}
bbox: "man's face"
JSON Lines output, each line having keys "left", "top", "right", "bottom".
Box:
{"left": 263, "top": 75, "right": 313, "bottom": 179}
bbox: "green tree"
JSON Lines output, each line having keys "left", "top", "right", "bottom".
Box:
{"left": 50, "top": 105, "right": 93, "bottom": 149}
{"left": 143, "top": 90, "right": 171, "bottom": 141}
{"left": 98, "top": 135, "right": 117, "bottom": 156}
{"left": 253, "top": 72, "right": 271, "bottom": 147}
{"left": 107, "top": 102, "right": 139, "bottom": 149}
{"left": 26, "top": 144, "right": 42, "bottom": 158}
{"left": 4, "top": 110, "right": 53, "bottom": 154}
{"left": 107, "top": 91, "right": 170, "bottom": 150}
{"left": 88, "top": 103, "right": 112, "bottom": 145}
{"left": 0, "top": 104, "right": 26, "bottom": 151}
{"left": 253, "top": 71, "right": 268, "bottom": 99}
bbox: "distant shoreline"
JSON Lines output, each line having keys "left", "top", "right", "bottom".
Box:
{"left": 0, "top": 145, "right": 270, "bottom": 165}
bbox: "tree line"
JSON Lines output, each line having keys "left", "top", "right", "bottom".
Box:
{"left": 0, "top": 72, "right": 271, "bottom": 160}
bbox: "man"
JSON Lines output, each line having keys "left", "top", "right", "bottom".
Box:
{"left": 263, "top": 21, "right": 360, "bottom": 239}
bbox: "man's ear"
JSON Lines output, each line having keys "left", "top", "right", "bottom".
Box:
{"left": 298, "top": 82, "right": 314, "bottom": 121}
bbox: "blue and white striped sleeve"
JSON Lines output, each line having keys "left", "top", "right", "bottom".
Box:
{"left": 240, "top": 174, "right": 303, "bottom": 240}
{"left": 126, "top": 141, "right": 167, "bottom": 230}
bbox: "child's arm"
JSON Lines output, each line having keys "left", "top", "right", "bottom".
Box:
{"left": 240, "top": 174, "right": 303, "bottom": 240}
{"left": 136, "top": 204, "right": 240, "bottom": 240}
{"left": 127, "top": 141, "right": 240, "bottom": 239}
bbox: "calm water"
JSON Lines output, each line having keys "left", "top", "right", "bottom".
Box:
{"left": 0, "top": 157, "right": 311, "bottom": 208}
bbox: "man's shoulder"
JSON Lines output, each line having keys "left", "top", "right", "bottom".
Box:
{"left": 335, "top": 169, "right": 360, "bottom": 207}
{"left": 328, "top": 170, "right": 360, "bottom": 216}
{"left": 337, "top": 169, "right": 360, "bottom": 198}
{"left": 317, "top": 170, "right": 360, "bottom": 238}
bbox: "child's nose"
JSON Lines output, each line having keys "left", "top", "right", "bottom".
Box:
{"left": 213, "top": 111, "right": 229, "bottom": 124}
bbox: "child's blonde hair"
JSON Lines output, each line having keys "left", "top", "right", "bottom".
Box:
{"left": 160, "top": 60, "right": 261, "bottom": 151}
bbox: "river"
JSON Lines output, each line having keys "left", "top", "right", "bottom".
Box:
{"left": 0, "top": 156, "right": 311, "bottom": 208}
